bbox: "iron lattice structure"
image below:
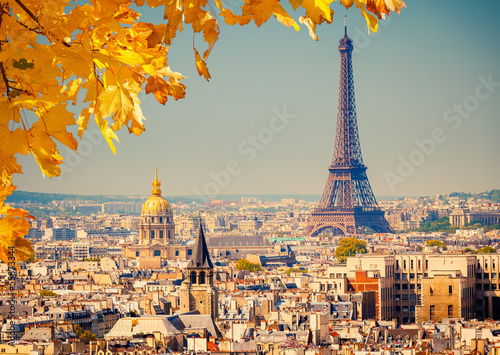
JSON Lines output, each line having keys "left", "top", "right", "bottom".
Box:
{"left": 307, "top": 28, "right": 393, "bottom": 236}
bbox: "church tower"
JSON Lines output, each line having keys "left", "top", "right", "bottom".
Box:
{"left": 139, "top": 168, "right": 175, "bottom": 245}
{"left": 180, "top": 221, "right": 218, "bottom": 318}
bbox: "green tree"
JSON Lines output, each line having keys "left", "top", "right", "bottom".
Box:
{"left": 235, "top": 259, "right": 262, "bottom": 272}
{"left": 477, "top": 246, "right": 496, "bottom": 254}
{"left": 334, "top": 237, "right": 367, "bottom": 263}
{"left": 81, "top": 330, "right": 97, "bottom": 343}
{"left": 425, "top": 240, "right": 447, "bottom": 250}
{"left": 40, "top": 289, "right": 57, "bottom": 297}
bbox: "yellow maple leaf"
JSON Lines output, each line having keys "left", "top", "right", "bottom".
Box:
{"left": 98, "top": 85, "right": 135, "bottom": 130}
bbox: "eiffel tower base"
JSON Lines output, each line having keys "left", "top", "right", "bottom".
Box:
{"left": 306, "top": 209, "right": 393, "bottom": 236}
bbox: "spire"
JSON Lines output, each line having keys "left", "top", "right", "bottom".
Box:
{"left": 344, "top": 15, "right": 347, "bottom": 36}
{"left": 187, "top": 218, "right": 213, "bottom": 269}
{"left": 152, "top": 167, "right": 162, "bottom": 196}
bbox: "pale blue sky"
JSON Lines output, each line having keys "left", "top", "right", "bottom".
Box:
{"left": 14, "top": 0, "right": 500, "bottom": 199}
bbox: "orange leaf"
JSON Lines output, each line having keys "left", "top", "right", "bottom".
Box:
{"left": 194, "top": 49, "right": 211, "bottom": 81}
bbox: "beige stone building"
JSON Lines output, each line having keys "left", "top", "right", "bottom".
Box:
{"left": 339, "top": 253, "right": 478, "bottom": 323}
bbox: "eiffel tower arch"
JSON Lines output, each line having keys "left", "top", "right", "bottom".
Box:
{"left": 306, "top": 22, "right": 393, "bottom": 237}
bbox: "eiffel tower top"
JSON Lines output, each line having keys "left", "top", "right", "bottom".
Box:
{"left": 339, "top": 16, "right": 353, "bottom": 52}
{"left": 331, "top": 16, "right": 363, "bottom": 168}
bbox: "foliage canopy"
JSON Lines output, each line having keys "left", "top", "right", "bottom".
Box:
{"left": 334, "top": 237, "right": 367, "bottom": 263}
{"left": 235, "top": 258, "right": 262, "bottom": 272}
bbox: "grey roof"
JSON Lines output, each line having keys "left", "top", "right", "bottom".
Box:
{"left": 206, "top": 235, "right": 271, "bottom": 248}
{"left": 187, "top": 221, "right": 213, "bottom": 269}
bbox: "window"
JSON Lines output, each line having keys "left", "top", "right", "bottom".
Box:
{"left": 484, "top": 273, "right": 490, "bottom": 279}
{"left": 175, "top": 250, "right": 179, "bottom": 256}
{"left": 484, "top": 284, "right": 490, "bottom": 290}
{"left": 430, "top": 287, "right": 433, "bottom": 295}
{"left": 160, "top": 230, "right": 164, "bottom": 238}
{"left": 160, "top": 217, "right": 163, "bottom": 223}
{"left": 418, "top": 260, "right": 421, "bottom": 270}
{"left": 410, "top": 284, "right": 415, "bottom": 289}
{"left": 448, "top": 305, "right": 453, "bottom": 318}
{"left": 199, "top": 271, "right": 206, "bottom": 284}
{"left": 402, "top": 294, "right": 408, "bottom": 300}
{"left": 430, "top": 305, "right": 435, "bottom": 320}
{"left": 411, "top": 260, "right": 414, "bottom": 269}
{"left": 395, "top": 273, "right": 401, "bottom": 280}
{"left": 168, "top": 230, "right": 171, "bottom": 238}
{"left": 404, "top": 260, "right": 407, "bottom": 269}
{"left": 425, "top": 260, "right": 428, "bottom": 269}
{"left": 394, "top": 284, "right": 401, "bottom": 290}
{"left": 477, "top": 273, "right": 483, "bottom": 279}
{"left": 410, "top": 273, "right": 415, "bottom": 279}
{"left": 136, "top": 251, "right": 140, "bottom": 257}
{"left": 449, "top": 285, "right": 453, "bottom": 294}
{"left": 153, "top": 250, "right": 161, "bottom": 257}
{"left": 403, "top": 306, "right": 408, "bottom": 313}
{"left": 402, "top": 284, "right": 408, "bottom": 289}
{"left": 190, "top": 271, "right": 197, "bottom": 284}
{"left": 188, "top": 249, "right": 192, "bottom": 256}
{"left": 396, "top": 260, "right": 400, "bottom": 269}
{"left": 151, "top": 230, "right": 155, "bottom": 238}
{"left": 410, "top": 294, "right": 416, "bottom": 300}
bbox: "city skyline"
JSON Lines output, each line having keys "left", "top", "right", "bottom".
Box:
{"left": 12, "top": 0, "right": 500, "bottom": 199}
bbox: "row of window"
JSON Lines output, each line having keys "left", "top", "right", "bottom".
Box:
{"left": 396, "top": 259, "right": 428, "bottom": 271}
{"left": 135, "top": 249, "right": 192, "bottom": 257}
{"left": 150, "top": 230, "right": 171, "bottom": 239}
{"left": 476, "top": 273, "right": 498, "bottom": 279}
{"left": 429, "top": 305, "right": 453, "bottom": 319}
{"left": 144, "top": 216, "right": 170, "bottom": 223}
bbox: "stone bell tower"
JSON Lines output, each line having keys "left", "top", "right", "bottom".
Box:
{"left": 180, "top": 221, "right": 218, "bottom": 318}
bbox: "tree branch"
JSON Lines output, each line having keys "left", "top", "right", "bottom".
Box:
{"left": 0, "top": 62, "right": 12, "bottom": 101}
{"left": 14, "top": 0, "right": 42, "bottom": 29}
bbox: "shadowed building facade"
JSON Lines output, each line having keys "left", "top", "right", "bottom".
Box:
{"left": 180, "top": 222, "right": 219, "bottom": 318}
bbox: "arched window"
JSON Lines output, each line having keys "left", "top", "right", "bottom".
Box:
{"left": 154, "top": 250, "right": 161, "bottom": 257}
{"left": 199, "top": 271, "right": 206, "bottom": 285}
{"left": 190, "top": 271, "right": 197, "bottom": 284}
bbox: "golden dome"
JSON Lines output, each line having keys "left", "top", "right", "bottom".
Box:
{"left": 141, "top": 168, "right": 172, "bottom": 215}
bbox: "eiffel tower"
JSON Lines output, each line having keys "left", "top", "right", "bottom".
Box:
{"left": 306, "top": 21, "right": 393, "bottom": 236}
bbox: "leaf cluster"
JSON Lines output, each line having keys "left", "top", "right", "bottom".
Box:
{"left": 334, "top": 237, "right": 367, "bottom": 263}
{"left": 425, "top": 240, "right": 447, "bottom": 250}
{"left": 235, "top": 258, "right": 262, "bottom": 272}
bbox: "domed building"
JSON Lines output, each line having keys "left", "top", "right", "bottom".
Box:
{"left": 139, "top": 168, "right": 175, "bottom": 245}
{"left": 122, "top": 169, "right": 191, "bottom": 266}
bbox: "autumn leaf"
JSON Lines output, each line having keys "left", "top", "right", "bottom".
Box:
{"left": 194, "top": 48, "right": 211, "bottom": 81}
